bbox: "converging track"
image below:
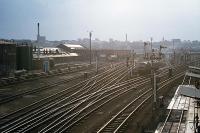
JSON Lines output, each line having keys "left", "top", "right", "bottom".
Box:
{"left": 0, "top": 63, "right": 187, "bottom": 133}
{"left": 0, "top": 62, "right": 131, "bottom": 131}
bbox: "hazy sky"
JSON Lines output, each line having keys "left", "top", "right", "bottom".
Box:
{"left": 0, "top": 0, "right": 200, "bottom": 41}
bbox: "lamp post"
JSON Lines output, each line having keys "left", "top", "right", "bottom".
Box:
{"left": 89, "top": 31, "right": 92, "bottom": 64}
{"left": 173, "top": 40, "right": 176, "bottom": 64}
{"left": 150, "top": 37, "right": 153, "bottom": 53}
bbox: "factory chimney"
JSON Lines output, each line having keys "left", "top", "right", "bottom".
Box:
{"left": 38, "top": 23, "right": 40, "bottom": 36}
{"left": 37, "top": 23, "right": 40, "bottom": 39}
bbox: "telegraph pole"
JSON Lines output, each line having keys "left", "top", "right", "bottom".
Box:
{"left": 150, "top": 37, "right": 153, "bottom": 53}
{"left": 150, "top": 37, "right": 153, "bottom": 74}
{"left": 153, "top": 72, "right": 157, "bottom": 110}
{"left": 173, "top": 40, "right": 175, "bottom": 64}
{"left": 89, "top": 32, "right": 92, "bottom": 64}
{"left": 125, "top": 34, "right": 130, "bottom": 67}
{"left": 126, "top": 33, "right": 127, "bottom": 43}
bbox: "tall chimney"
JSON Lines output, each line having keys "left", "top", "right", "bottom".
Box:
{"left": 37, "top": 22, "right": 40, "bottom": 37}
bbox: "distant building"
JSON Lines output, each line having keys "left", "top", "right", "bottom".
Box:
{"left": 37, "top": 36, "right": 46, "bottom": 43}
{"left": 172, "top": 39, "right": 181, "bottom": 43}
{"left": 192, "top": 40, "right": 199, "bottom": 45}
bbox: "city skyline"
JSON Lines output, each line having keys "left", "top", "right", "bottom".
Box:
{"left": 0, "top": 0, "right": 200, "bottom": 41}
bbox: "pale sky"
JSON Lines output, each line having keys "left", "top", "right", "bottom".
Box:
{"left": 0, "top": 0, "right": 200, "bottom": 41}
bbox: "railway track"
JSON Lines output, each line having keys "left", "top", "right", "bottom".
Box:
{"left": 0, "top": 63, "right": 113, "bottom": 105}
{"left": 54, "top": 68, "right": 184, "bottom": 133}
{"left": 45, "top": 78, "right": 150, "bottom": 132}
{"left": 0, "top": 63, "right": 93, "bottom": 87}
{"left": 0, "top": 63, "right": 187, "bottom": 133}
{"left": 0, "top": 63, "right": 117, "bottom": 120}
{"left": 0, "top": 63, "right": 132, "bottom": 131}
{"left": 0, "top": 76, "right": 149, "bottom": 133}
{"left": 95, "top": 72, "right": 184, "bottom": 133}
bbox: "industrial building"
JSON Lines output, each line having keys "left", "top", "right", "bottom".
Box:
{"left": 16, "top": 44, "right": 33, "bottom": 71}
{"left": 0, "top": 40, "right": 34, "bottom": 77}
{"left": 0, "top": 40, "right": 16, "bottom": 77}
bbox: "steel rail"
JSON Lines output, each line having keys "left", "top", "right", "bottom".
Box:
{"left": 9, "top": 71, "right": 147, "bottom": 132}
{"left": 0, "top": 63, "right": 131, "bottom": 132}
{"left": 48, "top": 67, "right": 183, "bottom": 133}
{"left": 96, "top": 72, "right": 184, "bottom": 133}
{"left": 0, "top": 63, "right": 184, "bottom": 132}
{"left": 0, "top": 63, "right": 120, "bottom": 126}
{"left": 0, "top": 63, "right": 113, "bottom": 104}
{"left": 24, "top": 66, "right": 133, "bottom": 132}
{"left": 113, "top": 73, "right": 184, "bottom": 133}
{"left": 53, "top": 79, "right": 150, "bottom": 133}
{"left": 20, "top": 74, "right": 148, "bottom": 132}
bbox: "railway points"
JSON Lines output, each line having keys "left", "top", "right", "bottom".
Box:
{"left": 1, "top": 40, "right": 200, "bottom": 133}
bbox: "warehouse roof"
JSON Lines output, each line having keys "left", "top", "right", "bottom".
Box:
{"left": 61, "top": 43, "right": 85, "bottom": 49}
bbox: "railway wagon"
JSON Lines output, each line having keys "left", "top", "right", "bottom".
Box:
{"left": 135, "top": 60, "right": 165, "bottom": 75}
{"left": 107, "top": 54, "right": 118, "bottom": 62}
{"left": 135, "top": 61, "right": 151, "bottom": 75}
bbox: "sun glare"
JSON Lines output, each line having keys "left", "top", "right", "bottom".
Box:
{"left": 111, "top": 0, "right": 132, "bottom": 14}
